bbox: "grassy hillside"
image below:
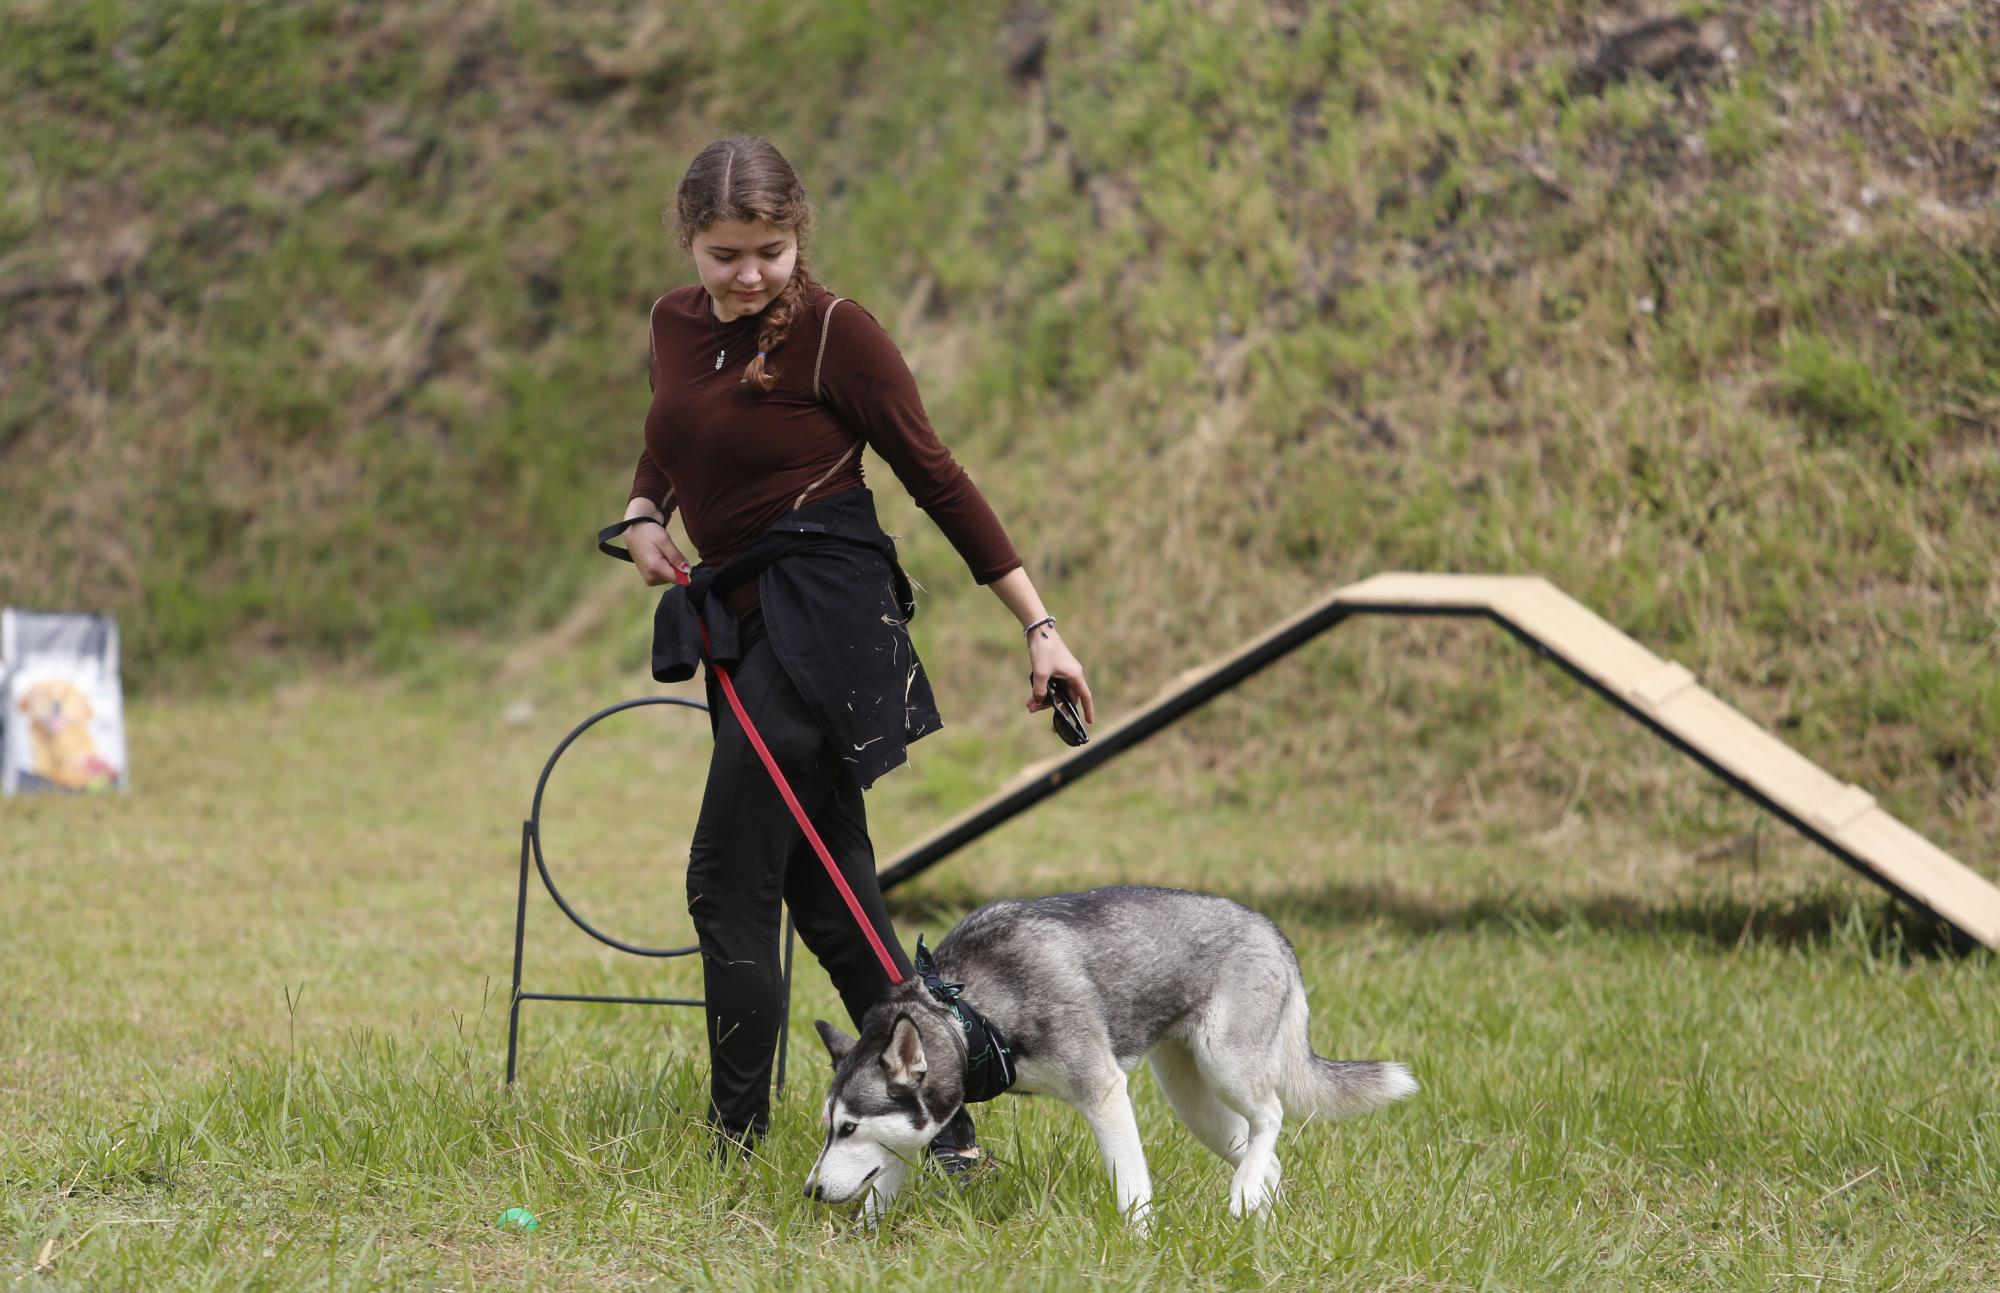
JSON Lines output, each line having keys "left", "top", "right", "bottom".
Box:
{"left": 2, "top": 0, "right": 1995, "bottom": 862}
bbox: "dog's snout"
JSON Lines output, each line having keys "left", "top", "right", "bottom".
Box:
{"left": 805, "top": 1182, "right": 824, "bottom": 1202}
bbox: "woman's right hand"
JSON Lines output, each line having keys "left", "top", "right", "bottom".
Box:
{"left": 627, "top": 520, "right": 692, "bottom": 587}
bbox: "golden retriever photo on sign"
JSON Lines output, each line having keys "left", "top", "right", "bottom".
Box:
{"left": 14, "top": 676, "right": 120, "bottom": 791}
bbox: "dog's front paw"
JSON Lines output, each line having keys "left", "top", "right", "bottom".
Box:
{"left": 1228, "top": 1182, "right": 1278, "bottom": 1218}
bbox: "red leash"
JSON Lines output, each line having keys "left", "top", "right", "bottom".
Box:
{"left": 677, "top": 568, "right": 905, "bottom": 986}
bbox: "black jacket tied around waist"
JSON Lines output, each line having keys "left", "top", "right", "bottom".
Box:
{"left": 649, "top": 488, "right": 943, "bottom": 790}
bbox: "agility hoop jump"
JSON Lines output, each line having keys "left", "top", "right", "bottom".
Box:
{"left": 506, "top": 547, "right": 906, "bottom": 1085}
{"left": 504, "top": 692, "right": 801, "bottom": 1086}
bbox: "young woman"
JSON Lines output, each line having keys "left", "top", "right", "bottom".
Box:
{"left": 616, "top": 136, "right": 1094, "bottom": 1165}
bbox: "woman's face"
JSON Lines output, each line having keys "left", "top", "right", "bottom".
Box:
{"left": 692, "top": 218, "right": 798, "bottom": 320}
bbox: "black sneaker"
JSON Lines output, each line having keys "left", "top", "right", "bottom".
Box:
{"left": 927, "top": 1106, "right": 991, "bottom": 1185}
{"left": 707, "top": 1119, "right": 764, "bottom": 1168}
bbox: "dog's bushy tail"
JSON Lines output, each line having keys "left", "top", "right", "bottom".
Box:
{"left": 1276, "top": 992, "right": 1418, "bottom": 1120}
{"left": 1282, "top": 1057, "right": 1419, "bottom": 1119}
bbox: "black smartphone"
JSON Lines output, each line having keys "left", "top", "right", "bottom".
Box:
{"left": 1047, "top": 677, "right": 1089, "bottom": 747}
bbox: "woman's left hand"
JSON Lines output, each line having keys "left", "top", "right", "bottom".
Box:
{"left": 1027, "top": 627, "right": 1095, "bottom": 724}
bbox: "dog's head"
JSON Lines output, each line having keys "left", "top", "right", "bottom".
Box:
{"left": 803, "top": 986, "right": 965, "bottom": 1206}
{"left": 18, "top": 679, "right": 93, "bottom": 733}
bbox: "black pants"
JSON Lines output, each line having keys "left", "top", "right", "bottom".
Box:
{"left": 689, "top": 609, "right": 917, "bottom": 1140}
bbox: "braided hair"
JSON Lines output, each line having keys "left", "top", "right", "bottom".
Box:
{"left": 671, "top": 135, "right": 823, "bottom": 394}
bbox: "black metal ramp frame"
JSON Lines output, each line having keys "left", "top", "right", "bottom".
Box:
{"left": 877, "top": 573, "right": 2000, "bottom": 952}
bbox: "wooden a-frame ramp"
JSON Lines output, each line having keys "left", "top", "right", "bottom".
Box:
{"left": 878, "top": 573, "right": 2000, "bottom": 951}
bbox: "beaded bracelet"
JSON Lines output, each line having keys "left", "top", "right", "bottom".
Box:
{"left": 1022, "top": 614, "right": 1057, "bottom": 639}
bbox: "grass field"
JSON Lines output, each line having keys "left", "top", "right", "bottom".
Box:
{"left": 5, "top": 655, "right": 1998, "bottom": 1290}
{"left": 4, "top": 0, "right": 1997, "bottom": 1287}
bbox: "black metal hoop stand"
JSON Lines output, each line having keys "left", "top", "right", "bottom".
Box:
{"left": 505, "top": 695, "right": 795, "bottom": 1089}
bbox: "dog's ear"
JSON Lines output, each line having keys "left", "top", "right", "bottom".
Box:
{"left": 815, "top": 1019, "right": 856, "bottom": 1068}
{"left": 882, "top": 1012, "right": 927, "bottom": 1085}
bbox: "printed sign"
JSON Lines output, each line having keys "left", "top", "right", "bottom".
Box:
{"left": 2, "top": 609, "right": 128, "bottom": 795}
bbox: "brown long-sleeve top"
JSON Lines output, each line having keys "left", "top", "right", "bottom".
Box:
{"left": 628, "top": 283, "right": 1021, "bottom": 614}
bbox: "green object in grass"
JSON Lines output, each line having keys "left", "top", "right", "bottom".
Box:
{"left": 497, "top": 1207, "right": 540, "bottom": 1232}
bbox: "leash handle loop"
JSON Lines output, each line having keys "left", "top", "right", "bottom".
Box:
{"left": 597, "top": 516, "right": 662, "bottom": 562}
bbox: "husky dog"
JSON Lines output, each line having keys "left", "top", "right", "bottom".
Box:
{"left": 804, "top": 885, "right": 1416, "bottom": 1227}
